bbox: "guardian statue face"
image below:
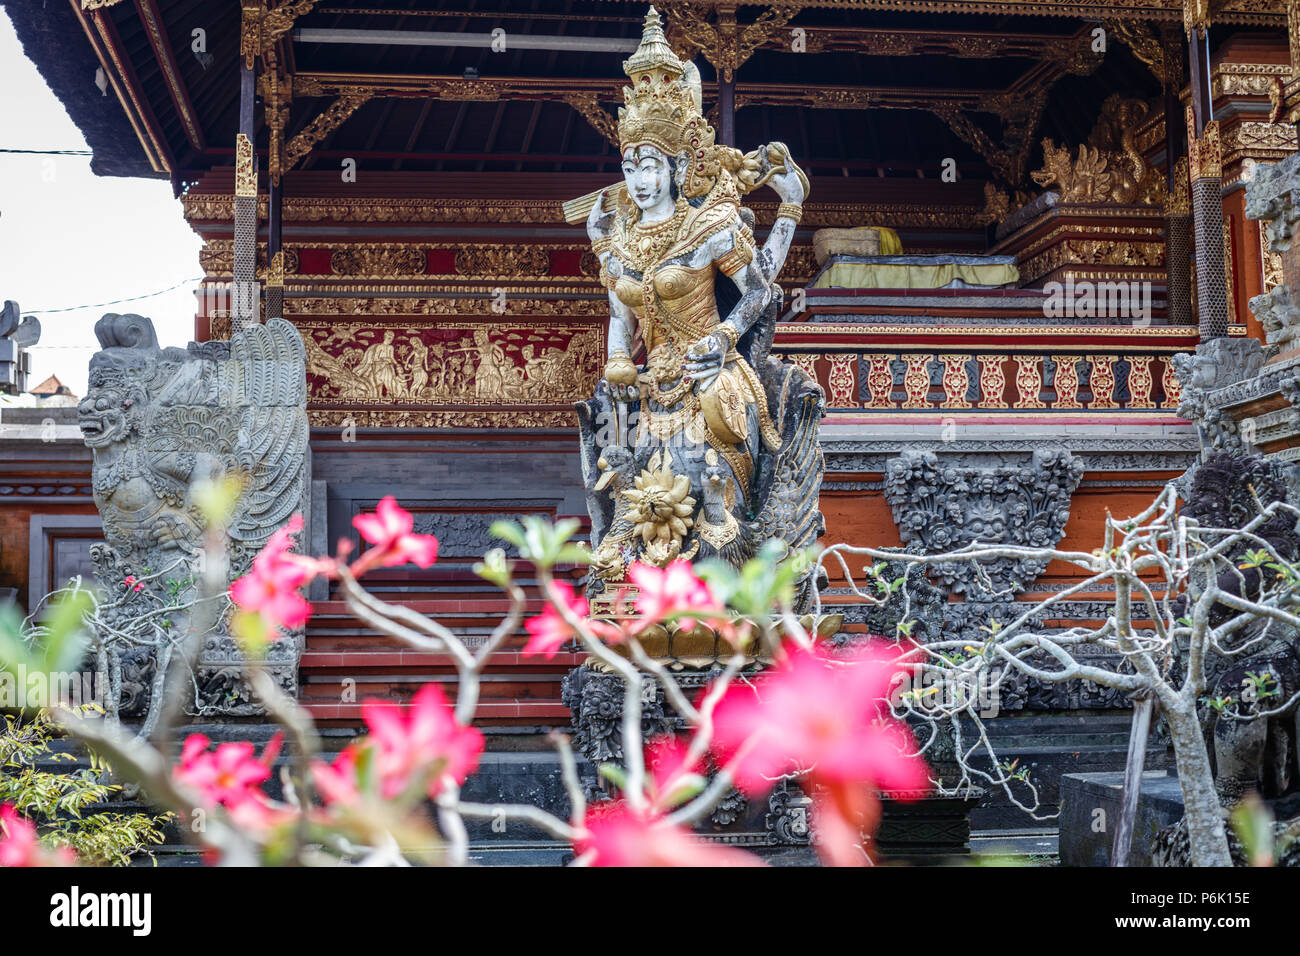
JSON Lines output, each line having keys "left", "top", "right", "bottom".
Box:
{"left": 621, "top": 145, "right": 672, "bottom": 214}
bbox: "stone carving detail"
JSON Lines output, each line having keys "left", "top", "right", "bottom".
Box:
{"left": 79, "top": 314, "right": 309, "bottom": 717}
{"left": 561, "top": 665, "right": 750, "bottom": 830}
{"left": 1244, "top": 150, "right": 1300, "bottom": 257}
{"left": 883, "top": 449, "right": 1083, "bottom": 601}
{"left": 1170, "top": 338, "right": 1264, "bottom": 452}
{"left": 1250, "top": 283, "right": 1300, "bottom": 354}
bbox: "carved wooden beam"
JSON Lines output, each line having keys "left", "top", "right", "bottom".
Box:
{"left": 562, "top": 93, "right": 620, "bottom": 147}
{"left": 134, "top": 0, "right": 204, "bottom": 152}
{"left": 1104, "top": 19, "right": 1167, "bottom": 82}
{"left": 283, "top": 93, "right": 373, "bottom": 173}
{"left": 661, "top": 1, "right": 802, "bottom": 80}
{"left": 259, "top": 67, "right": 292, "bottom": 184}
{"left": 242, "top": 0, "right": 321, "bottom": 70}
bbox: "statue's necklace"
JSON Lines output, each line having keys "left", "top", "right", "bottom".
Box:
{"left": 627, "top": 199, "right": 687, "bottom": 274}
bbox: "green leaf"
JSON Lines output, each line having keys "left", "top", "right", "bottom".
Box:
{"left": 490, "top": 520, "right": 527, "bottom": 550}
{"left": 38, "top": 590, "right": 93, "bottom": 674}
{"left": 473, "top": 547, "right": 514, "bottom": 588}
{"left": 598, "top": 762, "right": 628, "bottom": 791}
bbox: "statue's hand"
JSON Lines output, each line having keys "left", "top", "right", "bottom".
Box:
{"left": 604, "top": 350, "right": 640, "bottom": 403}
{"left": 768, "top": 166, "right": 805, "bottom": 205}
{"left": 685, "top": 332, "right": 727, "bottom": 392}
{"left": 586, "top": 188, "right": 616, "bottom": 242}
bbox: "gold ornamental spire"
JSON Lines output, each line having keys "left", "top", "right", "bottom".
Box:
{"left": 623, "top": 6, "right": 683, "bottom": 79}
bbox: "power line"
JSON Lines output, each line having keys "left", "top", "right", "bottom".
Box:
{"left": 26, "top": 277, "right": 205, "bottom": 317}
{"left": 0, "top": 148, "right": 93, "bottom": 156}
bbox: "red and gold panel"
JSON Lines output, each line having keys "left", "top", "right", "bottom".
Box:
{"left": 297, "top": 319, "right": 604, "bottom": 428}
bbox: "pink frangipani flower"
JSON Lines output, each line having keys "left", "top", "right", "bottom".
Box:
{"left": 627, "top": 559, "right": 720, "bottom": 628}
{"left": 174, "top": 734, "right": 272, "bottom": 808}
{"left": 360, "top": 683, "right": 483, "bottom": 799}
{"left": 0, "top": 804, "right": 75, "bottom": 867}
{"left": 711, "top": 642, "right": 930, "bottom": 866}
{"left": 522, "top": 580, "right": 589, "bottom": 659}
{"left": 577, "top": 801, "right": 764, "bottom": 867}
{"left": 351, "top": 496, "right": 440, "bottom": 573}
{"left": 230, "top": 514, "right": 322, "bottom": 638}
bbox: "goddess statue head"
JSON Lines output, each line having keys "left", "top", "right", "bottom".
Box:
{"left": 616, "top": 7, "right": 730, "bottom": 210}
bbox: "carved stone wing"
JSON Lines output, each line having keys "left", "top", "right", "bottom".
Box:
{"left": 227, "top": 318, "right": 310, "bottom": 557}
{"left": 750, "top": 364, "right": 825, "bottom": 558}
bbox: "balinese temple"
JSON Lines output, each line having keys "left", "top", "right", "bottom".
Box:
{"left": 5, "top": 0, "right": 1300, "bottom": 857}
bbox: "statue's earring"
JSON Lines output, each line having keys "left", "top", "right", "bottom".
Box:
{"left": 675, "top": 151, "right": 690, "bottom": 188}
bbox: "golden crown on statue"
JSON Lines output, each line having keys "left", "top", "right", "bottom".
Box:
{"left": 617, "top": 6, "right": 714, "bottom": 159}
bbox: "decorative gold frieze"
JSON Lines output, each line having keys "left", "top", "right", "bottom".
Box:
{"left": 181, "top": 193, "right": 990, "bottom": 231}
{"left": 1188, "top": 119, "right": 1223, "bottom": 181}
{"left": 1164, "top": 156, "right": 1191, "bottom": 217}
{"left": 900, "top": 355, "right": 931, "bottom": 409}
{"left": 1018, "top": 240, "right": 1165, "bottom": 284}
{"left": 1222, "top": 121, "right": 1298, "bottom": 166}
{"left": 455, "top": 245, "right": 552, "bottom": 278}
{"left": 938, "top": 354, "right": 973, "bottom": 409}
{"left": 1161, "top": 359, "right": 1183, "bottom": 410}
{"left": 1086, "top": 355, "right": 1119, "bottom": 409}
{"left": 1126, "top": 356, "right": 1157, "bottom": 408}
{"left": 310, "top": 408, "right": 577, "bottom": 429}
{"left": 299, "top": 321, "right": 601, "bottom": 408}
{"left": 287, "top": 296, "right": 607, "bottom": 317}
{"left": 863, "top": 354, "right": 895, "bottom": 409}
{"left": 331, "top": 245, "right": 426, "bottom": 277}
{"left": 977, "top": 356, "right": 1007, "bottom": 406}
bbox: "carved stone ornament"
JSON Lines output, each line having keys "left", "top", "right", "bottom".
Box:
{"left": 1245, "top": 150, "right": 1300, "bottom": 258}
{"left": 79, "top": 314, "right": 310, "bottom": 717}
{"left": 883, "top": 448, "right": 1084, "bottom": 601}
{"left": 1250, "top": 284, "right": 1300, "bottom": 353}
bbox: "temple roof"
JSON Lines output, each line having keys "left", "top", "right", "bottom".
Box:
{"left": 4, "top": 0, "right": 1278, "bottom": 190}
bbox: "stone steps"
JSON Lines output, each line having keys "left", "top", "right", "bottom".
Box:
{"left": 301, "top": 595, "right": 579, "bottom": 731}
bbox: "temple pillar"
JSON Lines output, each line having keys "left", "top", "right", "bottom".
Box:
{"left": 1162, "top": 29, "right": 1193, "bottom": 326}
{"left": 266, "top": 178, "right": 284, "bottom": 321}
{"left": 1187, "top": 23, "right": 1229, "bottom": 340}
{"left": 233, "top": 1, "right": 261, "bottom": 333}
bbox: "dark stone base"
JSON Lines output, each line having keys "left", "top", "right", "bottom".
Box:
{"left": 1057, "top": 769, "right": 1186, "bottom": 867}
{"left": 965, "top": 712, "right": 1170, "bottom": 831}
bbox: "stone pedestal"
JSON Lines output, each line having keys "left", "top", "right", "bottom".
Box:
{"left": 1058, "top": 770, "right": 1186, "bottom": 867}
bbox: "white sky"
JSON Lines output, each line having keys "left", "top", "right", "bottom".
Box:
{"left": 0, "top": 9, "right": 203, "bottom": 397}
